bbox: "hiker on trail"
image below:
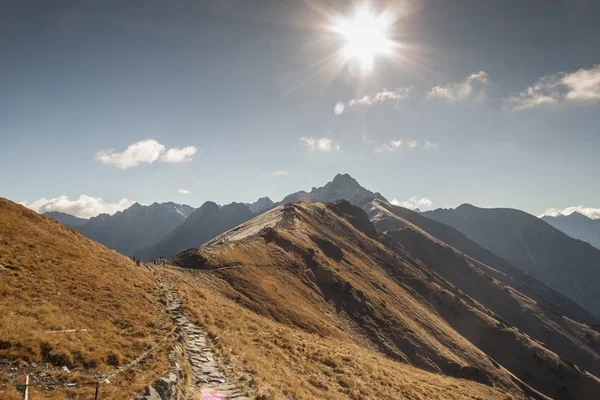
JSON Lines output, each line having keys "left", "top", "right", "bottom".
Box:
{"left": 136, "top": 260, "right": 141, "bottom": 266}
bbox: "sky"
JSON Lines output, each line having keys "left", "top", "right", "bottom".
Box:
{"left": 1, "top": 0, "right": 599, "bottom": 219}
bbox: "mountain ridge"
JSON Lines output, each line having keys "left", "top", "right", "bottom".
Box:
{"left": 424, "top": 204, "right": 600, "bottom": 316}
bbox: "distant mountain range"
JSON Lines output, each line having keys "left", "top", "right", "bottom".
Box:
{"left": 43, "top": 211, "right": 88, "bottom": 229}
{"left": 542, "top": 212, "right": 600, "bottom": 250}
{"left": 424, "top": 204, "right": 600, "bottom": 316}
{"left": 134, "top": 201, "right": 255, "bottom": 261}
{"left": 77, "top": 202, "right": 195, "bottom": 256}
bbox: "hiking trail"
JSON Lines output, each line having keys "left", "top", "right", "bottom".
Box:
{"left": 165, "top": 285, "right": 249, "bottom": 400}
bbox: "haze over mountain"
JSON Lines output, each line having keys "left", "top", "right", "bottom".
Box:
{"left": 43, "top": 211, "right": 88, "bottom": 229}
{"left": 169, "top": 200, "right": 600, "bottom": 399}
{"left": 542, "top": 212, "right": 600, "bottom": 250}
{"left": 77, "top": 201, "right": 194, "bottom": 256}
{"left": 424, "top": 204, "right": 600, "bottom": 316}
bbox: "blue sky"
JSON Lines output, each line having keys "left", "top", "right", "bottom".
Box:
{"left": 1, "top": 0, "right": 599, "bottom": 218}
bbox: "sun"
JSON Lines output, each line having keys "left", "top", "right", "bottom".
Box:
{"left": 332, "top": 5, "right": 394, "bottom": 73}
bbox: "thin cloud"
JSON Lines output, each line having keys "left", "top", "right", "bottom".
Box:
{"left": 423, "top": 140, "right": 439, "bottom": 149}
{"left": 349, "top": 86, "right": 413, "bottom": 106}
{"left": 19, "top": 195, "right": 135, "bottom": 219}
{"left": 391, "top": 197, "right": 433, "bottom": 211}
{"left": 375, "top": 140, "right": 403, "bottom": 152}
{"left": 178, "top": 189, "right": 190, "bottom": 194}
{"left": 96, "top": 139, "right": 198, "bottom": 169}
{"left": 428, "top": 71, "right": 488, "bottom": 102}
{"left": 539, "top": 206, "right": 600, "bottom": 220}
{"left": 375, "top": 139, "right": 438, "bottom": 152}
{"left": 271, "top": 169, "right": 289, "bottom": 176}
{"left": 299, "top": 137, "right": 340, "bottom": 152}
{"left": 160, "top": 146, "right": 198, "bottom": 163}
{"left": 507, "top": 65, "right": 600, "bottom": 110}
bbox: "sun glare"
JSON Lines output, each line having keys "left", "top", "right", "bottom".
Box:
{"left": 332, "top": 5, "right": 394, "bottom": 74}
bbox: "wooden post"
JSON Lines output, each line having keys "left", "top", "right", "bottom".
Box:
{"left": 23, "top": 375, "right": 29, "bottom": 400}
{"left": 94, "top": 381, "right": 100, "bottom": 400}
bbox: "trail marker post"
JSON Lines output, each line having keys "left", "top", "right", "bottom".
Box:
{"left": 94, "top": 381, "right": 100, "bottom": 400}
{"left": 23, "top": 375, "right": 29, "bottom": 400}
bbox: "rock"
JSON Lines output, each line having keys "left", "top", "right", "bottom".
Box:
{"left": 142, "top": 386, "right": 161, "bottom": 400}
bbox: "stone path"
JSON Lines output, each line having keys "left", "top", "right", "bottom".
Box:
{"left": 165, "top": 286, "right": 250, "bottom": 400}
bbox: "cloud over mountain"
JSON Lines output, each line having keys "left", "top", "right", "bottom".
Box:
{"left": 19, "top": 195, "right": 135, "bottom": 218}
{"left": 349, "top": 86, "right": 413, "bottom": 106}
{"left": 96, "top": 139, "right": 198, "bottom": 169}
{"left": 428, "top": 71, "right": 488, "bottom": 102}
{"left": 539, "top": 205, "right": 600, "bottom": 220}
{"left": 391, "top": 196, "right": 433, "bottom": 210}
{"left": 507, "top": 65, "right": 600, "bottom": 110}
{"left": 299, "top": 137, "right": 340, "bottom": 152}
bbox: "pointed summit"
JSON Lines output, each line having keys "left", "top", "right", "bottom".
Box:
{"left": 278, "top": 173, "right": 387, "bottom": 206}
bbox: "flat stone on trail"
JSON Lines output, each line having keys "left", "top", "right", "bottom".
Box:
{"left": 164, "top": 285, "right": 249, "bottom": 399}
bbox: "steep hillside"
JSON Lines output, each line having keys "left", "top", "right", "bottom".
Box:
{"left": 135, "top": 201, "right": 254, "bottom": 261}
{"left": 424, "top": 204, "right": 600, "bottom": 316}
{"left": 369, "top": 200, "right": 598, "bottom": 325}
{"left": 542, "top": 212, "right": 600, "bottom": 250}
{"left": 168, "top": 201, "right": 600, "bottom": 399}
{"left": 0, "top": 198, "right": 173, "bottom": 399}
{"left": 78, "top": 202, "right": 194, "bottom": 256}
{"left": 367, "top": 200, "right": 600, "bottom": 377}
{"left": 43, "top": 211, "right": 88, "bottom": 229}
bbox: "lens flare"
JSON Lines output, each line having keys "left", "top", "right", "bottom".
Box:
{"left": 332, "top": 5, "right": 395, "bottom": 74}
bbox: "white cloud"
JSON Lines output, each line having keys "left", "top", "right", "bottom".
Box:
{"left": 334, "top": 102, "right": 345, "bottom": 115}
{"left": 178, "top": 189, "right": 190, "bottom": 194}
{"left": 271, "top": 169, "right": 289, "bottom": 176}
{"left": 428, "top": 71, "right": 488, "bottom": 102}
{"left": 375, "top": 140, "right": 403, "bottom": 152}
{"left": 160, "top": 146, "right": 198, "bottom": 163}
{"left": 96, "top": 139, "right": 198, "bottom": 169}
{"left": 423, "top": 140, "right": 439, "bottom": 149}
{"left": 539, "top": 206, "right": 600, "bottom": 220}
{"left": 391, "top": 197, "right": 433, "bottom": 211}
{"left": 19, "top": 195, "right": 135, "bottom": 219}
{"left": 96, "top": 139, "right": 165, "bottom": 169}
{"left": 507, "top": 65, "right": 600, "bottom": 110}
{"left": 299, "top": 137, "right": 340, "bottom": 152}
{"left": 375, "top": 139, "right": 437, "bottom": 152}
{"left": 349, "top": 86, "right": 413, "bottom": 106}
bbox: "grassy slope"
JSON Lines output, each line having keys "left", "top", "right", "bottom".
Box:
{"left": 161, "top": 268, "right": 512, "bottom": 400}
{"left": 0, "top": 198, "right": 173, "bottom": 399}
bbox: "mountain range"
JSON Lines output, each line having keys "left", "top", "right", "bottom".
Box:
{"left": 41, "top": 173, "right": 600, "bottom": 320}
{"left": 542, "top": 212, "right": 600, "bottom": 250}
{"left": 75, "top": 201, "right": 195, "bottom": 256}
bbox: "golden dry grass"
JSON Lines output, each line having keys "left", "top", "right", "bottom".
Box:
{"left": 161, "top": 267, "right": 512, "bottom": 400}
{"left": 0, "top": 199, "right": 174, "bottom": 399}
